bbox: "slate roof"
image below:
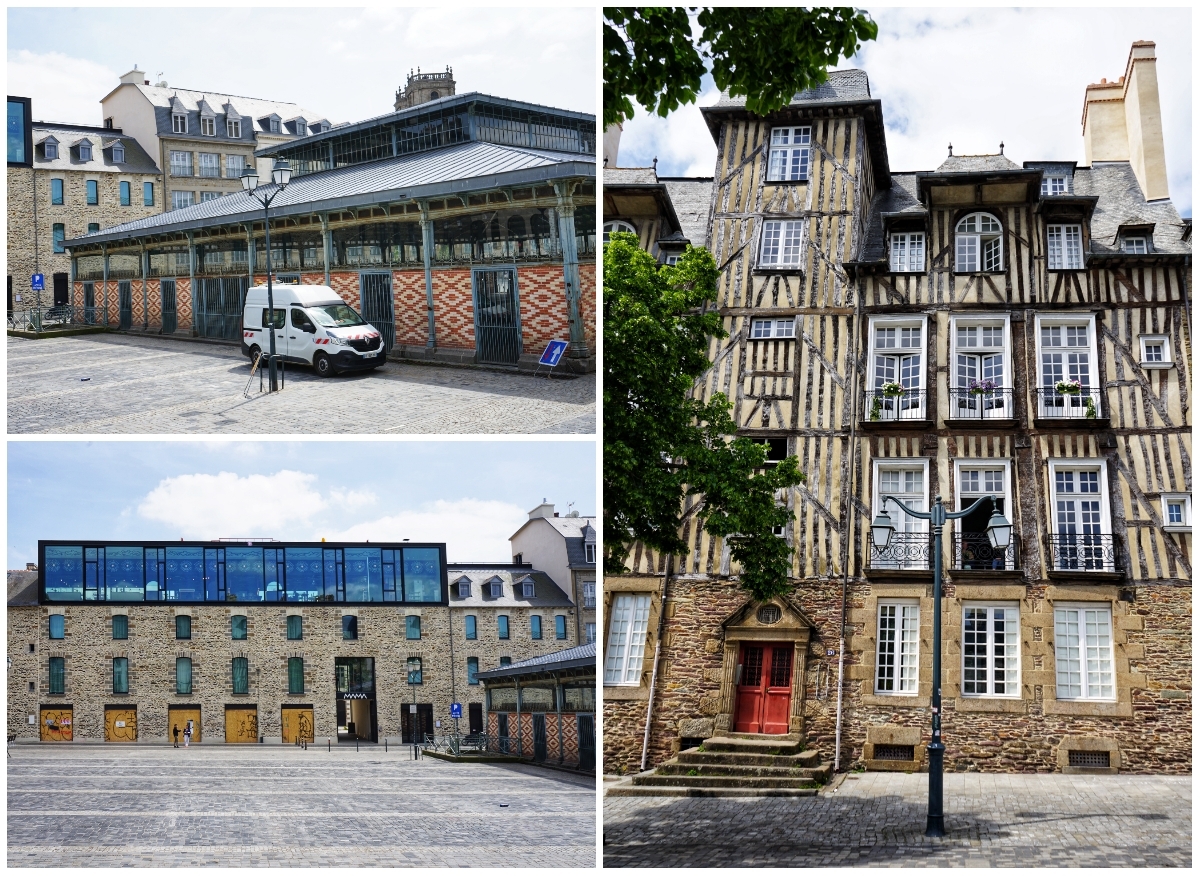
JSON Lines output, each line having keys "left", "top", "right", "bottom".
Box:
{"left": 7, "top": 570, "right": 39, "bottom": 607}
{"left": 446, "top": 566, "right": 574, "bottom": 608}
{"left": 935, "top": 153, "right": 1022, "bottom": 173}
{"left": 603, "top": 166, "right": 657, "bottom": 185}
{"left": 661, "top": 178, "right": 715, "bottom": 248}
{"left": 31, "top": 123, "right": 159, "bottom": 174}
{"left": 476, "top": 642, "right": 595, "bottom": 680}
{"left": 538, "top": 515, "right": 597, "bottom": 570}
{"left": 66, "top": 140, "right": 594, "bottom": 247}
{"left": 857, "top": 172, "right": 924, "bottom": 262}
{"left": 714, "top": 69, "right": 871, "bottom": 108}
{"left": 1076, "top": 162, "right": 1191, "bottom": 255}
{"left": 122, "top": 83, "right": 323, "bottom": 138}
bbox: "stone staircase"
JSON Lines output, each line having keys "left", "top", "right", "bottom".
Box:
{"left": 606, "top": 733, "right": 831, "bottom": 798}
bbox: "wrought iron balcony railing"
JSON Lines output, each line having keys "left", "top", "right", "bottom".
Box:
{"left": 869, "top": 532, "right": 931, "bottom": 570}
{"left": 865, "top": 388, "right": 927, "bottom": 422}
{"left": 948, "top": 387, "right": 1014, "bottom": 420}
{"left": 1048, "top": 534, "right": 1118, "bottom": 572}
{"left": 1035, "top": 386, "right": 1103, "bottom": 420}
{"left": 953, "top": 533, "right": 1017, "bottom": 571}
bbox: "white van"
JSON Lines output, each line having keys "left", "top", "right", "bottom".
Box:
{"left": 241, "top": 284, "right": 385, "bottom": 377}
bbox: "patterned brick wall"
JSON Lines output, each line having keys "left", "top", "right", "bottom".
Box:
{"left": 393, "top": 270, "right": 428, "bottom": 347}
{"left": 516, "top": 265, "right": 570, "bottom": 352}
{"left": 175, "top": 278, "right": 193, "bottom": 331}
{"left": 327, "top": 272, "right": 361, "bottom": 311}
{"left": 578, "top": 262, "right": 596, "bottom": 352}
{"left": 432, "top": 269, "right": 475, "bottom": 350}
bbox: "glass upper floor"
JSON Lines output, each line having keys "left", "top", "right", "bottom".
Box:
{"left": 39, "top": 541, "right": 446, "bottom": 604}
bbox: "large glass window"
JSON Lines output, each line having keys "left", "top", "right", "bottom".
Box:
{"left": 951, "top": 320, "right": 1009, "bottom": 419}
{"left": 288, "top": 657, "right": 304, "bottom": 694}
{"left": 520, "top": 686, "right": 555, "bottom": 711}
{"left": 287, "top": 615, "right": 303, "bottom": 640}
{"left": 8, "top": 97, "right": 31, "bottom": 164}
{"left": 1054, "top": 605, "right": 1115, "bottom": 700}
{"left": 285, "top": 548, "right": 326, "bottom": 602}
{"left": 465, "top": 615, "right": 477, "bottom": 639}
{"left": 767, "top": 126, "right": 811, "bottom": 181}
{"left": 44, "top": 546, "right": 83, "bottom": 600}
{"left": 113, "top": 657, "right": 129, "bottom": 694}
{"left": 405, "top": 615, "right": 421, "bottom": 640}
{"left": 225, "top": 547, "right": 264, "bottom": 602}
{"left": 498, "top": 615, "right": 510, "bottom": 639}
{"left": 962, "top": 604, "right": 1019, "bottom": 696}
{"left": 531, "top": 615, "right": 542, "bottom": 639}
{"left": 231, "top": 615, "right": 247, "bottom": 640}
{"left": 604, "top": 594, "right": 651, "bottom": 685}
{"left": 890, "top": 232, "right": 925, "bottom": 272}
{"left": 344, "top": 548, "right": 383, "bottom": 602}
{"left": 402, "top": 547, "right": 442, "bottom": 602}
{"left": 1047, "top": 224, "right": 1083, "bottom": 270}
{"left": 105, "top": 547, "right": 144, "bottom": 600}
{"left": 165, "top": 547, "right": 204, "bottom": 600}
{"left": 112, "top": 615, "right": 128, "bottom": 640}
{"left": 564, "top": 684, "right": 595, "bottom": 711}
{"left": 1038, "top": 318, "right": 1097, "bottom": 418}
{"left": 49, "top": 614, "right": 65, "bottom": 639}
{"left": 232, "top": 657, "right": 249, "bottom": 694}
{"left": 49, "top": 657, "right": 66, "bottom": 694}
{"left": 176, "top": 657, "right": 192, "bottom": 694}
{"left": 467, "top": 657, "right": 479, "bottom": 685}
{"left": 873, "top": 464, "right": 927, "bottom": 570}
{"left": 875, "top": 601, "right": 919, "bottom": 694}
{"left": 335, "top": 657, "right": 374, "bottom": 695}
{"left": 955, "top": 212, "right": 1003, "bottom": 272}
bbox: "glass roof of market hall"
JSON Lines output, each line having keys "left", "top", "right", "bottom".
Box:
{"left": 65, "top": 92, "right": 596, "bottom": 249}
{"left": 38, "top": 540, "right": 448, "bottom": 605}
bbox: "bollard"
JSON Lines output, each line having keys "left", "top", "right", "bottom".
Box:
{"left": 356, "top": 738, "right": 359, "bottom": 753}
{"left": 327, "top": 738, "right": 330, "bottom": 753}
{"left": 385, "top": 739, "right": 387, "bottom": 753}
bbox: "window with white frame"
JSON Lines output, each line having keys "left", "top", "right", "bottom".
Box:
{"left": 602, "top": 219, "right": 636, "bottom": 243}
{"left": 868, "top": 317, "right": 925, "bottom": 419}
{"left": 961, "top": 604, "right": 1019, "bottom": 696}
{"left": 955, "top": 212, "right": 1003, "bottom": 272}
{"left": 1161, "top": 494, "right": 1190, "bottom": 532}
{"left": 198, "top": 153, "right": 220, "bottom": 178}
{"left": 1047, "top": 224, "right": 1083, "bottom": 270}
{"left": 1041, "top": 175, "right": 1070, "bottom": 196}
{"left": 1053, "top": 604, "right": 1115, "bottom": 700}
{"left": 584, "top": 543, "right": 596, "bottom": 564}
{"left": 227, "top": 118, "right": 241, "bottom": 139}
{"left": 750, "top": 317, "right": 796, "bottom": 339}
{"left": 200, "top": 116, "right": 215, "bottom": 136}
{"left": 767, "top": 126, "right": 811, "bottom": 182}
{"left": 950, "top": 318, "right": 1009, "bottom": 418}
{"left": 890, "top": 232, "right": 925, "bottom": 272}
{"left": 604, "top": 594, "right": 651, "bottom": 685}
{"left": 200, "top": 191, "right": 221, "bottom": 202}
{"left": 172, "top": 190, "right": 195, "bottom": 210}
{"left": 169, "top": 150, "right": 193, "bottom": 176}
{"left": 956, "top": 463, "right": 1012, "bottom": 570}
{"left": 1139, "top": 335, "right": 1171, "bottom": 368}
{"left": 1120, "top": 235, "right": 1147, "bottom": 254}
{"left": 111, "top": 142, "right": 124, "bottom": 163}
{"left": 873, "top": 461, "right": 927, "bottom": 569}
{"left": 1050, "top": 462, "right": 1112, "bottom": 571}
{"left": 759, "top": 219, "right": 803, "bottom": 267}
{"left": 225, "top": 154, "right": 245, "bottom": 178}
{"left": 663, "top": 253, "right": 680, "bottom": 265}
{"left": 172, "top": 113, "right": 187, "bottom": 134}
{"left": 1037, "top": 316, "right": 1098, "bottom": 417}
{"left": 875, "top": 600, "right": 919, "bottom": 694}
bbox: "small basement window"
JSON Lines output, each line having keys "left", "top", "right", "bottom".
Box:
{"left": 874, "top": 744, "right": 915, "bottom": 761}
{"left": 1067, "top": 749, "right": 1111, "bottom": 768}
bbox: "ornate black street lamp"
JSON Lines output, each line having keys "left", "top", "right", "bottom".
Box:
{"left": 870, "top": 493, "right": 1012, "bottom": 837}
{"left": 241, "top": 158, "right": 292, "bottom": 392}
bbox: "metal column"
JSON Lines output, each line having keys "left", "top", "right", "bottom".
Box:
{"left": 419, "top": 200, "right": 436, "bottom": 352}
{"left": 141, "top": 245, "right": 149, "bottom": 330}
{"left": 321, "top": 214, "right": 331, "bottom": 286}
{"left": 101, "top": 244, "right": 109, "bottom": 327}
{"left": 187, "top": 231, "right": 196, "bottom": 334}
{"left": 554, "top": 181, "right": 587, "bottom": 357}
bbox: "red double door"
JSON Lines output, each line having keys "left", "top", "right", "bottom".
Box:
{"left": 734, "top": 642, "right": 794, "bottom": 735}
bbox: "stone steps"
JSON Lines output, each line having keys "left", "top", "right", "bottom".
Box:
{"left": 606, "top": 784, "right": 819, "bottom": 799}
{"left": 675, "top": 748, "right": 821, "bottom": 768}
{"left": 634, "top": 772, "right": 824, "bottom": 789}
{"left": 656, "top": 762, "right": 828, "bottom": 781}
{"left": 701, "top": 735, "right": 805, "bottom": 756}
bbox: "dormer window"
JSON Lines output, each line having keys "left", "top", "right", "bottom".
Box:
{"left": 890, "top": 232, "right": 925, "bottom": 272}
{"left": 955, "top": 212, "right": 1003, "bottom": 272}
{"left": 111, "top": 142, "right": 125, "bottom": 163}
{"left": 200, "top": 116, "right": 215, "bottom": 136}
{"left": 1041, "top": 175, "right": 1070, "bottom": 196}
{"left": 1047, "top": 224, "right": 1083, "bottom": 270}
{"left": 270, "top": 118, "right": 280, "bottom": 133}
{"left": 455, "top": 576, "right": 471, "bottom": 598}
{"left": 585, "top": 543, "right": 596, "bottom": 563}
{"left": 172, "top": 113, "right": 187, "bottom": 134}
{"left": 294, "top": 120, "right": 307, "bottom": 136}
{"left": 78, "top": 140, "right": 93, "bottom": 161}
{"left": 43, "top": 138, "right": 58, "bottom": 160}
{"left": 767, "top": 126, "right": 811, "bottom": 182}
{"left": 226, "top": 118, "right": 241, "bottom": 139}
{"left": 520, "top": 577, "right": 535, "bottom": 598}
{"left": 1121, "top": 235, "right": 1147, "bottom": 254}
{"left": 488, "top": 576, "right": 503, "bottom": 598}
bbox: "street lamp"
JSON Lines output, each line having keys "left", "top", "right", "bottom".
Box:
{"left": 872, "top": 492, "right": 1012, "bottom": 837}
{"left": 241, "top": 158, "right": 292, "bottom": 392}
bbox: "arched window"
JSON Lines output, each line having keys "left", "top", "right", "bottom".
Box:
{"left": 603, "top": 219, "right": 637, "bottom": 243}
{"left": 955, "top": 213, "right": 1003, "bottom": 272}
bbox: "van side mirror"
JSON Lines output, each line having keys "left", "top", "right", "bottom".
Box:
{"left": 304, "top": 323, "right": 316, "bottom": 334}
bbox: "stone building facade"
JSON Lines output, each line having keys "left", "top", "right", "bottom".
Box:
{"left": 8, "top": 542, "right": 578, "bottom": 745}
{"left": 510, "top": 502, "right": 598, "bottom": 644}
{"left": 603, "top": 42, "right": 1190, "bottom": 777}
{"left": 6, "top": 114, "right": 160, "bottom": 310}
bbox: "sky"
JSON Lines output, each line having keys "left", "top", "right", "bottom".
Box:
{"left": 615, "top": 7, "right": 1192, "bottom": 217}
{"left": 7, "top": 6, "right": 596, "bottom": 127}
{"left": 7, "top": 441, "right": 595, "bottom": 569}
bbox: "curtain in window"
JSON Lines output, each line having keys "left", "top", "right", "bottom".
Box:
{"left": 288, "top": 657, "right": 304, "bottom": 694}
{"left": 232, "top": 657, "right": 249, "bottom": 694}
{"left": 176, "top": 657, "right": 192, "bottom": 695}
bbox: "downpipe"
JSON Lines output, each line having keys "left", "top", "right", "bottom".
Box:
{"left": 640, "top": 553, "right": 673, "bottom": 772}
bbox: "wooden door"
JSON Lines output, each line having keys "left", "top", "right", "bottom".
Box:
{"left": 468, "top": 702, "right": 484, "bottom": 736}
{"left": 282, "top": 706, "right": 314, "bottom": 744}
{"left": 224, "top": 707, "right": 258, "bottom": 743}
{"left": 733, "top": 642, "right": 793, "bottom": 735}
{"left": 104, "top": 707, "right": 137, "bottom": 742}
{"left": 168, "top": 707, "right": 202, "bottom": 743}
{"left": 40, "top": 707, "right": 73, "bottom": 742}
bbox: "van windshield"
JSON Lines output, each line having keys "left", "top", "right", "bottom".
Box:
{"left": 308, "top": 304, "right": 366, "bottom": 328}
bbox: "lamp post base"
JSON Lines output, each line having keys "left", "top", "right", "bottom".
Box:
{"left": 925, "top": 739, "right": 945, "bottom": 837}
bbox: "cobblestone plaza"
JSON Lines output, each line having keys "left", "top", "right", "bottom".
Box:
{"left": 9, "top": 745, "right": 596, "bottom": 867}
{"left": 7, "top": 334, "right": 594, "bottom": 434}
{"left": 604, "top": 772, "right": 1191, "bottom": 867}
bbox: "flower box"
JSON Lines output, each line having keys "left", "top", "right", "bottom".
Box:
{"left": 1054, "top": 379, "right": 1082, "bottom": 395}
{"left": 880, "top": 382, "right": 905, "bottom": 398}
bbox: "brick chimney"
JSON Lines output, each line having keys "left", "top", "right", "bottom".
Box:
{"left": 1081, "top": 41, "right": 1169, "bottom": 201}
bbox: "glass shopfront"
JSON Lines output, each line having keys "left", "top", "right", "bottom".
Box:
{"left": 40, "top": 541, "right": 447, "bottom": 604}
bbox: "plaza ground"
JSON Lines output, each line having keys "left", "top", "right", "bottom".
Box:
{"left": 8, "top": 744, "right": 596, "bottom": 867}
{"left": 7, "top": 333, "right": 595, "bottom": 434}
{"left": 603, "top": 771, "right": 1191, "bottom": 867}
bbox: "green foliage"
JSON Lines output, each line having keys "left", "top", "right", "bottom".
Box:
{"left": 603, "top": 233, "right": 805, "bottom": 602}
{"left": 603, "top": 7, "right": 878, "bottom": 128}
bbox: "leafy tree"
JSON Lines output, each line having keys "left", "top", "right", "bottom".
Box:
{"left": 604, "top": 7, "right": 878, "bottom": 128}
{"left": 604, "top": 233, "right": 804, "bottom": 600}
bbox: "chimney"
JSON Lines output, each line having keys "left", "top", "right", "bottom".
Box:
{"left": 603, "top": 123, "right": 622, "bottom": 167}
{"left": 26, "top": 562, "right": 37, "bottom": 571}
{"left": 1082, "top": 41, "right": 1169, "bottom": 201}
{"left": 528, "top": 501, "right": 555, "bottom": 520}
{"left": 119, "top": 66, "right": 145, "bottom": 86}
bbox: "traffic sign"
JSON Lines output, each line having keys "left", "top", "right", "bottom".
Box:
{"left": 539, "top": 339, "right": 568, "bottom": 367}
{"left": 31, "top": 273, "right": 44, "bottom": 291}
{"left": 449, "top": 702, "right": 462, "bottom": 719}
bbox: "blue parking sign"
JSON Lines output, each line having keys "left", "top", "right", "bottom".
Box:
{"left": 31, "top": 273, "right": 44, "bottom": 291}
{"left": 449, "top": 702, "right": 462, "bottom": 719}
{"left": 539, "top": 339, "right": 568, "bottom": 367}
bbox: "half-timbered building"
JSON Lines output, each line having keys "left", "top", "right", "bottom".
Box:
{"left": 603, "top": 41, "right": 1190, "bottom": 786}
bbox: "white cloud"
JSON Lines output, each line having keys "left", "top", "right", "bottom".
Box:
{"left": 319, "top": 498, "right": 526, "bottom": 563}
{"left": 137, "top": 470, "right": 326, "bottom": 539}
{"left": 8, "top": 50, "right": 116, "bottom": 126}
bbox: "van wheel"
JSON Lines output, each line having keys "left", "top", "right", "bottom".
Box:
{"left": 313, "top": 352, "right": 336, "bottom": 378}
{"left": 249, "top": 345, "right": 262, "bottom": 367}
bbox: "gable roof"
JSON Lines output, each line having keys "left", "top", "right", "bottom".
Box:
{"left": 936, "top": 153, "right": 1022, "bottom": 173}
{"left": 105, "top": 82, "right": 325, "bottom": 138}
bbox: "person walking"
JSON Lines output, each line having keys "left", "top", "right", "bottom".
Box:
{"left": 173, "top": 723, "right": 180, "bottom": 748}
{"left": 183, "top": 722, "right": 192, "bottom": 748}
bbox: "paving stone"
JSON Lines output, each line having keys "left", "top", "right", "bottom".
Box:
{"left": 603, "top": 772, "right": 1191, "bottom": 867}
{"left": 8, "top": 745, "right": 595, "bottom": 867}
{"left": 7, "top": 334, "right": 595, "bottom": 434}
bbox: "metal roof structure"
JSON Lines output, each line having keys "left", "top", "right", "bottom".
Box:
{"left": 477, "top": 642, "right": 596, "bottom": 680}
{"left": 65, "top": 139, "right": 594, "bottom": 248}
